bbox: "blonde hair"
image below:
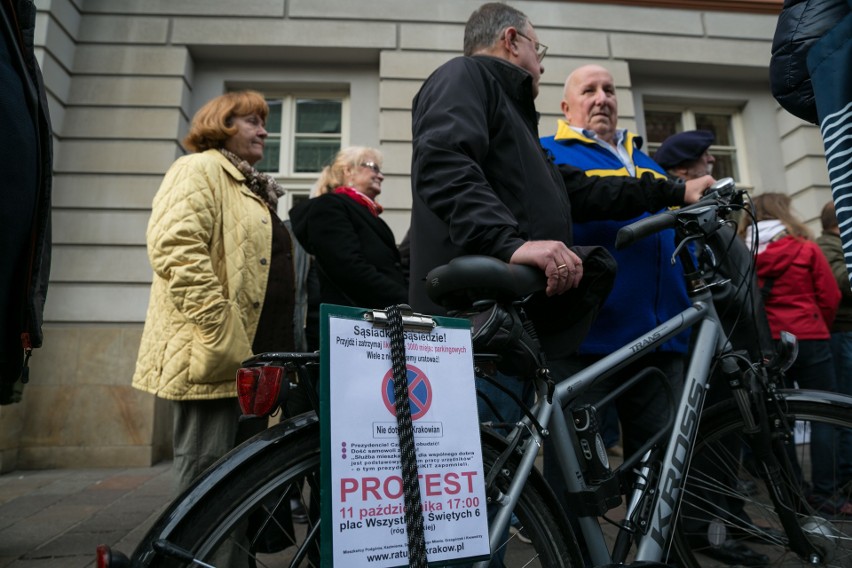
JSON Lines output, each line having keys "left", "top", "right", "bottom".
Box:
{"left": 184, "top": 90, "right": 269, "bottom": 153}
{"left": 744, "top": 192, "right": 812, "bottom": 240}
{"left": 313, "top": 146, "right": 383, "bottom": 196}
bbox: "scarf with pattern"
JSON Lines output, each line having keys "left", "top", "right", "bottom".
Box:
{"left": 218, "top": 148, "right": 284, "bottom": 208}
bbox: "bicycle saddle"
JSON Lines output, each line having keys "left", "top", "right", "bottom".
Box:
{"left": 425, "top": 255, "right": 545, "bottom": 310}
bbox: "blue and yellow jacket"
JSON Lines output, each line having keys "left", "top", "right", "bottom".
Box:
{"left": 540, "top": 121, "right": 690, "bottom": 354}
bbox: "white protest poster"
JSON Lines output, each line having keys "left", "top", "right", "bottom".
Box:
{"left": 319, "top": 304, "right": 490, "bottom": 567}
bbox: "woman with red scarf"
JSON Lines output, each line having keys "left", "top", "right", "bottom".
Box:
{"left": 290, "top": 146, "right": 408, "bottom": 308}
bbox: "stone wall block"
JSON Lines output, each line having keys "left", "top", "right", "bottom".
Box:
{"left": 52, "top": 174, "right": 162, "bottom": 209}
{"left": 55, "top": 140, "right": 181, "bottom": 174}
{"left": 74, "top": 45, "right": 191, "bottom": 76}
{"left": 381, "top": 51, "right": 455, "bottom": 80}
{"left": 527, "top": 1, "right": 703, "bottom": 35}
{"left": 610, "top": 33, "right": 772, "bottom": 67}
{"left": 171, "top": 18, "right": 396, "bottom": 48}
{"left": 52, "top": 246, "right": 152, "bottom": 284}
{"left": 705, "top": 12, "right": 778, "bottom": 40}
{"left": 84, "top": 0, "right": 284, "bottom": 17}
{"left": 44, "top": 284, "right": 151, "bottom": 323}
{"left": 380, "top": 110, "right": 412, "bottom": 143}
{"left": 68, "top": 77, "right": 187, "bottom": 107}
{"left": 63, "top": 107, "right": 186, "bottom": 140}
{"left": 35, "top": 12, "right": 76, "bottom": 71}
{"left": 289, "top": 0, "right": 476, "bottom": 22}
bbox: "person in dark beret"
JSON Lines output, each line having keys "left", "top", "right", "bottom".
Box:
{"left": 653, "top": 130, "right": 716, "bottom": 179}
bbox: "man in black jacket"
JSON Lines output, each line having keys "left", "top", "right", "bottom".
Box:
{"left": 0, "top": 0, "right": 53, "bottom": 405}
{"left": 409, "top": 2, "right": 712, "bottom": 358}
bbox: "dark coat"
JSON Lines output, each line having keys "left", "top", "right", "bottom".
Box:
{"left": 770, "top": 0, "right": 851, "bottom": 124}
{"left": 0, "top": 0, "right": 53, "bottom": 404}
{"left": 289, "top": 192, "right": 408, "bottom": 309}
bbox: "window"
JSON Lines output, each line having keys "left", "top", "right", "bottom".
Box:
{"left": 255, "top": 93, "right": 348, "bottom": 215}
{"left": 644, "top": 105, "right": 745, "bottom": 184}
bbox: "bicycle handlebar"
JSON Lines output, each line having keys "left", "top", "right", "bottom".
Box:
{"left": 614, "top": 177, "right": 739, "bottom": 250}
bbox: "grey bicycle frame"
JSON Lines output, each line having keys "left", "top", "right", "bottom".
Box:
{"left": 477, "top": 287, "right": 730, "bottom": 567}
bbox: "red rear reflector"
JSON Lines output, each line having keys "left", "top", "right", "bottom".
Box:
{"left": 237, "top": 366, "right": 285, "bottom": 416}
{"left": 96, "top": 544, "right": 129, "bottom": 568}
{"left": 96, "top": 545, "right": 110, "bottom": 568}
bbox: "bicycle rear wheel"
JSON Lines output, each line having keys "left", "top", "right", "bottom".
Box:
{"left": 672, "top": 392, "right": 852, "bottom": 567}
{"left": 134, "top": 421, "right": 580, "bottom": 567}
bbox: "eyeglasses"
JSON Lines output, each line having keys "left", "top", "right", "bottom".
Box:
{"left": 516, "top": 31, "right": 548, "bottom": 62}
{"left": 360, "top": 161, "right": 383, "bottom": 175}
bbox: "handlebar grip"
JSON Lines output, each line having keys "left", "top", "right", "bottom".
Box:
{"left": 614, "top": 211, "right": 677, "bottom": 250}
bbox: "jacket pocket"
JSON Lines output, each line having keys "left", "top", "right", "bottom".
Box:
{"left": 188, "top": 301, "right": 252, "bottom": 385}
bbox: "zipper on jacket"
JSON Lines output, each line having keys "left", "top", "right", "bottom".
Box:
{"left": 20, "top": 332, "right": 32, "bottom": 383}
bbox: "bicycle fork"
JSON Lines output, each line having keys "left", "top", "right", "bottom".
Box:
{"left": 721, "top": 356, "right": 822, "bottom": 562}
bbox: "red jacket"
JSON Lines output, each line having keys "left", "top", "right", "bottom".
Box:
{"left": 756, "top": 235, "right": 840, "bottom": 340}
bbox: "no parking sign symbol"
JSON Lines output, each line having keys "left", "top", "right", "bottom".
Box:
{"left": 381, "top": 364, "right": 432, "bottom": 421}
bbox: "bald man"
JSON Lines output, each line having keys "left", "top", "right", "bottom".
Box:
{"left": 539, "top": 63, "right": 696, "bottom": 526}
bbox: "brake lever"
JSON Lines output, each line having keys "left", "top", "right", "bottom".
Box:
{"left": 670, "top": 233, "right": 702, "bottom": 265}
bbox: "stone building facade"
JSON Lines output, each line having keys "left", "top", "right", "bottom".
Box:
{"left": 0, "top": 0, "right": 827, "bottom": 471}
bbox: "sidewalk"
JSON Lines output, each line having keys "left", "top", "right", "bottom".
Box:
{"left": 0, "top": 460, "right": 733, "bottom": 568}
{"left": 0, "top": 462, "right": 174, "bottom": 568}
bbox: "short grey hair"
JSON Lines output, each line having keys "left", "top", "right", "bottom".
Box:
{"left": 463, "top": 2, "right": 529, "bottom": 56}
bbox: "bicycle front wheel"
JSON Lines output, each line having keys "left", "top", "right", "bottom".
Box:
{"left": 135, "top": 422, "right": 580, "bottom": 567}
{"left": 672, "top": 392, "right": 852, "bottom": 567}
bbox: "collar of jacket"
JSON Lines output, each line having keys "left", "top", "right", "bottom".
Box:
{"left": 553, "top": 119, "right": 643, "bottom": 158}
{"left": 202, "top": 149, "right": 269, "bottom": 205}
{"left": 203, "top": 148, "right": 244, "bottom": 180}
{"left": 470, "top": 55, "right": 539, "bottom": 121}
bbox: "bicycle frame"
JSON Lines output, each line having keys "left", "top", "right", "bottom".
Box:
{"left": 479, "top": 286, "right": 729, "bottom": 567}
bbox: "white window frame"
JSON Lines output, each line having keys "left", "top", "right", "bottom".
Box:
{"left": 643, "top": 102, "right": 751, "bottom": 189}
{"left": 259, "top": 92, "right": 350, "bottom": 217}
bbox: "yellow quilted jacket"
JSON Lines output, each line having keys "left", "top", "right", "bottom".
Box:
{"left": 132, "top": 149, "right": 272, "bottom": 400}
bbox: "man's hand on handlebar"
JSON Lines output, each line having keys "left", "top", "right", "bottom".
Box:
{"left": 510, "top": 240, "right": 583, "bottom": 296}
{"left": 683, "top": 175, "right": 716, "bottom": 204}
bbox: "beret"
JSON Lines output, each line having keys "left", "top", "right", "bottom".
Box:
{"left": 653, "top": 130, "right": 715, "bottom": 170}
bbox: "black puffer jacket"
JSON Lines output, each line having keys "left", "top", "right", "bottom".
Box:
{"left": 0, "top": 0, "right": 53, "bottom": 404}
{"left": 770, "top": 0, "right": 851, "bottom": 124}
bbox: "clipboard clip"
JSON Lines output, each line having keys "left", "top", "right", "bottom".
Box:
{"left": 363, "top": 304, "right": 437, "bottom": 332}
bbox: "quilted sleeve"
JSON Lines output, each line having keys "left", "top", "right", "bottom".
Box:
{"left": 146, "top": 157, "right": 229, "bottom": 332}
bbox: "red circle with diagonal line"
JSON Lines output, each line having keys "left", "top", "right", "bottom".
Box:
{"left": 382, "top": 364, "right": 432, "bottom": 421}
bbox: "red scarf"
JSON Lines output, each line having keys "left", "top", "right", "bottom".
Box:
{"left": 333, "top": 186, "right": 383, "bottom": 217}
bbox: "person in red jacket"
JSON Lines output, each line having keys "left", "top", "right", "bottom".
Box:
{"left": 742, "top": 192, "right": 848, "bottom": 515}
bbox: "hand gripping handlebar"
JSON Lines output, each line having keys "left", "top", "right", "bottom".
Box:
{"left": 614, "top": 177, "right": 737, "bottom": 250}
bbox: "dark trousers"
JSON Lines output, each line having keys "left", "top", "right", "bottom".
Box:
{"left": 171, "top": 398, "right": 267, "bottom": 495}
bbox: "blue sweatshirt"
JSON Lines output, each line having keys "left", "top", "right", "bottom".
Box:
{"left": 540, "top": 121, "right": 691, "bottom": 353}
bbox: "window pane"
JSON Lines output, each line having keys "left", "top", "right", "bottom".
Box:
{"left": 266, "top": 100, "right": 282, "bottom": 133}
{"left": 645, "top": 111, "right": 682, "bottom": 144}
{"left": 255, "top": 138, "right": 281, "bottom": 173}
{"left": 294, "top": 137, "right": 341, "bottom": 172}
{"left": 695, "top": 114, "right": 732, "bottom": 145}
{"left": 710, "top": 150, "right": 737, "bottom": 180}
{"left": 296, "top": 99, "right": 342, "bottom": 134}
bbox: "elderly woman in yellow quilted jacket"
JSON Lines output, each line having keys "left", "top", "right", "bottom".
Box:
{"left": 132, "top": 91, "right": 295, "bottom": 494}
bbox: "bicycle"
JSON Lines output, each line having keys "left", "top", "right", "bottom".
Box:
{"left": 98, "top": 179, "right": 852, "bottom": 567}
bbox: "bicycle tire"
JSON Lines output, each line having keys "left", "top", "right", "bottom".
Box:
{"left": 134, "top": 420, "right": 581, "bottom": 567}
{"left": 671, "top": 392, "right": 852, "bottom": 567}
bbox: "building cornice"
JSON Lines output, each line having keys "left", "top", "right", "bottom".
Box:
{"left": 556, "top": 0, "right": 782, "bottom": 15}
